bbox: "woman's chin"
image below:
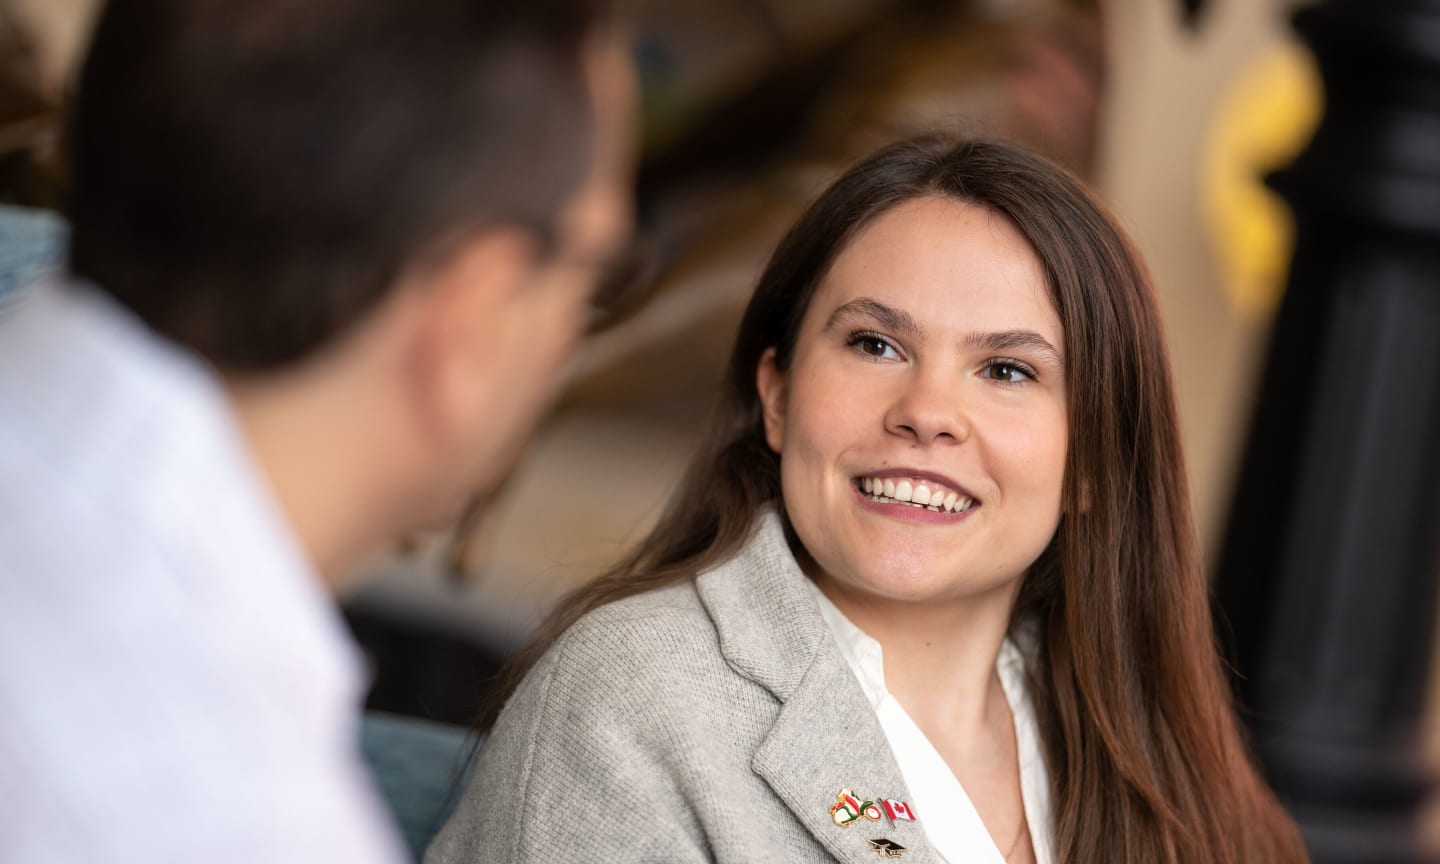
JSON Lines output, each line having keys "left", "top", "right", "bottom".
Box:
{"left": 823, "top": 570, "right": 979, "bottom": 607}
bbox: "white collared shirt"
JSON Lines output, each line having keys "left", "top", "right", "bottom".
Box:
{"left": 0, "top": 280, "right": 406, "bottom": 863}
{"left": 808, "top": 581, "right": 1054, "bottom": 864}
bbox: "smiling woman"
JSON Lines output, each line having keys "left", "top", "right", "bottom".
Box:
{"left": 757, "top": 197, "right": 1069, "bottom": 624}
{"left": 428, "top": 136, "right": 1309, "bottom": 864}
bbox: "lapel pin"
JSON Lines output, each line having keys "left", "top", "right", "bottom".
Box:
{"left": 867, "top": 838, "right": 907, "bottom": 858}
{"left": 829, "top": 788, "right": 883, "bottom": 827}
{"left": 881, "top": 798, "right": 917, "bottom": 822}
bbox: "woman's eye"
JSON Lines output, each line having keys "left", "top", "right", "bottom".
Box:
{"left": 849, "top": 333, "right": 901, "bottom": 360}
{"left": 982, "top": 361, "right": 1034, "bottom": 383}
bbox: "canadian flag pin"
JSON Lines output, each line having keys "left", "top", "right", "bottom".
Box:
{"left": 881, "top": 798, "right": 918, "bottom": 822}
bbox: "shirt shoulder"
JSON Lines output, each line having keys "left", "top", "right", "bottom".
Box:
{"left": 0, "top": 285, "right": 402, "bottom": 862}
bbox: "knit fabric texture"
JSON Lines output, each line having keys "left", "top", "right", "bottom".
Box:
{"left": 426, "top": 510, "right": 938, "bottom": 864}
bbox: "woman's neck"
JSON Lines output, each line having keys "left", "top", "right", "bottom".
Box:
{"left": 813, "top": 574, "right": 1020, "bottom": 742}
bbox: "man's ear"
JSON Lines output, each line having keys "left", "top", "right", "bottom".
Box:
{"left": 755, "top": 346, "right": 787, "bottom": 455}
{"left": 407, "top": 228, "right": 538, "bottom": 444}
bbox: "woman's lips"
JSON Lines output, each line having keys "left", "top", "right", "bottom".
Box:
{"left": 853, "top": 472, "right": 979, "bottom": 513}
{"left": 852, "top": 480, "right": 981, "bottom": 524}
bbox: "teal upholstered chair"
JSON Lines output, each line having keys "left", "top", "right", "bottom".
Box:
{"left": 0, "top": 204, "right": 65, "bottom": 309}
{"left": 360, "top": 713, "right": 476, "bottom": 861}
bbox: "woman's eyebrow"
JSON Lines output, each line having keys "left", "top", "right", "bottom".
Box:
{"left": 964, "top": 329, "right": 1065, "bottom": 367}
{"left": 823, "top": 297, "right": 922, "bottom": 338}
{"left": 824, "top": 298, "right": 1063, "bottom": 366}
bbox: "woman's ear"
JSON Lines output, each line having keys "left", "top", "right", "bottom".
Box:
{"left": 755, "top": 347, "right": 787, "bottom": 454}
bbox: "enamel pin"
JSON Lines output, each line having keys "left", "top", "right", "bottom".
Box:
{"left": 868, "top": 838, "right": 907, "bottom": 858}
{"left": 830, "top": 788, "right": 883, "bottom": 827}
{"left": 881, "top": 798, "right": 917, "bottom": 822}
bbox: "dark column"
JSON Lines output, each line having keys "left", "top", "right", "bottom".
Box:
{"left": 1214, "top": 2, "right": 1440, "bottom": 862}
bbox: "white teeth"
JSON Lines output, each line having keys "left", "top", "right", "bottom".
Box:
{"left": 859, "top": 475, "right": 978, "bottom": 514}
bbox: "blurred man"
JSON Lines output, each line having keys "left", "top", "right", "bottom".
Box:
{"left": 0, "top": 0, "right": 634, "bottom": 859}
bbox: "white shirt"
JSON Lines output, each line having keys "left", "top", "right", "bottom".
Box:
{"left": 808, "top": 581, "right": 1054, "bottom": 864}
{"left": 0, "top": 281, "right": 407, "bottom": 863}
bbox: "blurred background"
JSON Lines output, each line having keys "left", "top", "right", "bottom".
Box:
{"left": 4, "top": 0, "right": 1438, "bottom": 859}
{"left": 0, "top": 0, "right": 1343, "bottom": 764}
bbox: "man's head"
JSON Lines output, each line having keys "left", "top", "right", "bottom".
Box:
{"left": 66, "top": 0, "right": 634, "bottom": 572}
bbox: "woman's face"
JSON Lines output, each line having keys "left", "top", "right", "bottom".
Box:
{"left": 757, "top": 196, "right": 1068, "bottom": 608}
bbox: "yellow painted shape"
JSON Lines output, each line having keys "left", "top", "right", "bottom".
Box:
{"left": 1203, "top": 42, "right": 1323, "bottom": 321}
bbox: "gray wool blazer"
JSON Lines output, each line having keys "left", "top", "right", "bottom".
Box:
{"left": 426, "top": 510, "right": 942, "bottom": 864}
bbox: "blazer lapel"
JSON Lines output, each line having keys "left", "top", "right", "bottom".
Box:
{"left": 752, "top": 652, "right": 935, "bottom": 863}
{"left": 696, "top": 510, "right": 936, "bottom": 863}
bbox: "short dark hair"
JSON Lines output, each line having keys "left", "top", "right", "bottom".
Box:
{"left": 67, "top": 0, "right": 610, "bottom": 370}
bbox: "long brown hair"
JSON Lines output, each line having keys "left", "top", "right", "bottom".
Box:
{"left": 482, "top": 135, "right": 1307, "bottom": 863}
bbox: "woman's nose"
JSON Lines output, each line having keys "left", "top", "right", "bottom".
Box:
{"left": 883, "top": 371, "right": 971, "bottom": 445}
